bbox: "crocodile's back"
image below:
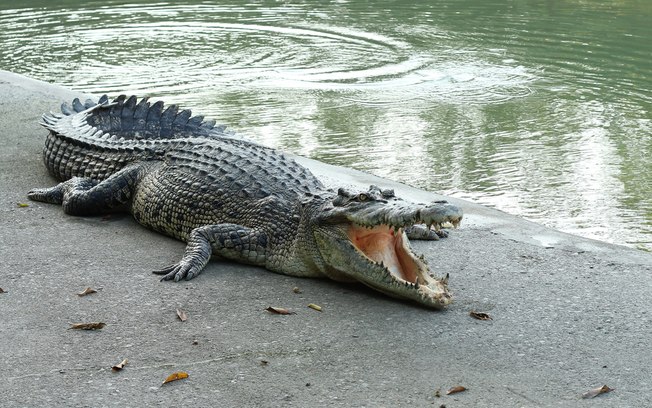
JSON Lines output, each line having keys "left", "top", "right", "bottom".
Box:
{"left": 166, "top": 139, "right": 322, "bottom": 197}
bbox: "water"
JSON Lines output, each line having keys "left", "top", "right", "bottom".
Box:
{"left": 1, "top": 0, "right": 650, "bottom": 251}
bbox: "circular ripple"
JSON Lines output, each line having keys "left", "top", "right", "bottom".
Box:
{"left": 0, "top": 4, "right": 536, "bottom": 105}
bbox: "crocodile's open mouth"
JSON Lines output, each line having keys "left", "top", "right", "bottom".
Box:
{"left": 346, "top": 224, "right": 451, "bottom": 308}
{"left": 348, "top": 225, "right": 421, "bottom": 283}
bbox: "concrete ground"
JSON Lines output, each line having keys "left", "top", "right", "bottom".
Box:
{"left": 0, "top": 70, "right": 650, "bottom": 407}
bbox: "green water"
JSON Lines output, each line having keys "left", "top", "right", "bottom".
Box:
{"left": 1, "top": 0, "right": 650, "bottom": 251}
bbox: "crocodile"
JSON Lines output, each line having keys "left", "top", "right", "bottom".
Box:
{"left": 27, "top": 95, "right": 463, "bottom": 308}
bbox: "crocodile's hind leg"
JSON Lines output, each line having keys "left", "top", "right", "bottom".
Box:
{"left": 153, "top": 224, "right": 269, "bottom": 282}
{"left": 27, "top": 163, "right": 150, "bottom": 216}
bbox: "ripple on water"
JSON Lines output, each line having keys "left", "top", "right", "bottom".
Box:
{"left": 0, "top": 6, "right": 537, "bottom": 105}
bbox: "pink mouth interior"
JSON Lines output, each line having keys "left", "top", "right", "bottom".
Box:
{"left": 347, "top": 225, "right": 420, "bottom": 284}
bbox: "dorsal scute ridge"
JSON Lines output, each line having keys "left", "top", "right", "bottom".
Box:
{"left": 49, "top": 95, "right": 233, "bottom": 142}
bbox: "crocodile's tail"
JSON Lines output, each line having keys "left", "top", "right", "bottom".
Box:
{"left": 39, "top": 95, "right": 237, "bottom": 182}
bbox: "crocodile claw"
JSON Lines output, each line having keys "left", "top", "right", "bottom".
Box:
{"left": 153, "top": 261, "right": 202, "bottom": 281}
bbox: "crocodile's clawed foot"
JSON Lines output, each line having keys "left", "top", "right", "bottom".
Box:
{"left": 27, "top": 185, "right": 64, "bottom": 204}
{"left": 153, "top": 261, "right": 202, "bottom": 282}
{"left": 405, "top": 224, "right": 449, "bottom": 240}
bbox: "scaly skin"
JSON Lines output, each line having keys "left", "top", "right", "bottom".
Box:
{"left": 28, "top": 95, "right": 463, "bottom": 308}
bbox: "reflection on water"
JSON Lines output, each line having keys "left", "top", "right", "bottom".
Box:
{"left": 0, "top": 0, "right": 650, "bottom": 251}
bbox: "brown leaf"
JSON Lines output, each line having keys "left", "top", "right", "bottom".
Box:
{"left": 469, "top": 311, "right": 492, "bottom": 320}
{"left": 70, "top": 322, "right": 106, "bottom": 330}
{"left": 16, "top": 202, "right": 29, "bottom": 208}
{"left": 292, "top": 286, "right": 301, "bottom": 294}
{"left": 0, "top": 287, "right": 5, "bottom": 294}
{"left": 266, "top": 306, "right": 295, "bottom": 315}
{"left": 446, "top": 385, "right": 467, "bottom": 395}
{"left": 582, "top": 384, "right": 614, "bottom": 399}
{"left": 77, "top": 287, "right": 97, "bottom": 297}
{"left": 307, "top": 303, "right": 322, "bottom": 312}
{"left": 112, "top": 358, "right": 128, "bottom": 371}
{"left": 176, "top": 309, "right": 188, "bottom": 322}
{"left": 162, "top": 371, "right": 189, "bottom": 385}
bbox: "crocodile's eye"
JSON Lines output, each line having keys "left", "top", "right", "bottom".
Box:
{"left": 357, "top": 193, "right": 368, "bottom": 202}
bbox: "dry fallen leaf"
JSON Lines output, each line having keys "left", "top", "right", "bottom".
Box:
{"left": 17, "top": 203, "right": 29, "bottom": 208}
{"left": 0, "top": 287, "right": 5, "bottom": 294}
{"left": 77, "top": 287, "right": 97, "bottom": 297}
{"left": 307, "top": 303, "right": 322, "bottom": 312}
{"left": 292, "top": 287, "right": 301, "bottom": 294}
{"left": 582, "top": 384, "right": 614, "bottom": 399}
{"left": 446, "top": 385, "right": 467, "bottom": 395}
{"left": 469, "top": 311, "right": 492, "bottom": 320}
{"left": 260, "top": 360, "right": 269, "bottom": 366}
{"left": 176, "top": 309, "right": 188, "bottom": 322}
{"left": 266, "top": 306, "right": 295, "bottom": 315}
{"left": 70, "top": 322, "right": 106, "bottom": 330}
{"left": 162, "top": 371, "right": 189, "bottom": 385}
{"left": 112, "top": 358, "right": 128, "bottom": 371}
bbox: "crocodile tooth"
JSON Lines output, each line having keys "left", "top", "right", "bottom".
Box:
{"left": 442, "top": 273, "right": 449, "bottom": 285}
{"left": 434, "top": 223, "right": 441, "bottom": 231}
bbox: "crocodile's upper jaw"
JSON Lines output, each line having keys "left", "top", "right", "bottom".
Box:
{"left": 314, "top": 223, "right": 451, "bottom": 309}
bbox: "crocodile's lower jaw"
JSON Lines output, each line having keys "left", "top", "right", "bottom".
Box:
{"left": 347, "top": 224, "right": 451, "bottom": 308}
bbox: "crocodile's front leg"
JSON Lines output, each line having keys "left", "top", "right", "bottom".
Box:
{"left": 27, "top": 163, "right": 152, "bottom": 215}
{"left": 153, "top": 224, "right": 268, "bottom": 282}
{"left": 405, "top": 225, "right": 448, "bottom": 240}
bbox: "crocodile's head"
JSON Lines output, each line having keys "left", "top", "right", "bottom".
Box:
{"left": 308, "top": 185, "right": 462, "bottom": 309}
